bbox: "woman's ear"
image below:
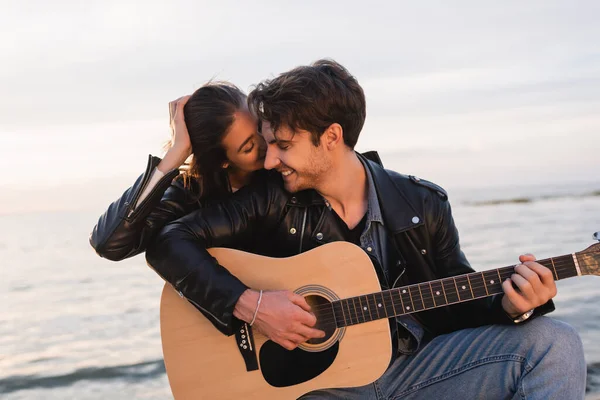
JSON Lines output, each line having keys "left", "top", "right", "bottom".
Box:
{"left": 222, "top": 162, "right": 229, "bottom": 169}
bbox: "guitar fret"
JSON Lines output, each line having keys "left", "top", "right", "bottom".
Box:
{"left": 366, "top": 294, "right": 378, "bottom": 320}
{"left": 385, "top": 290, "right": 398, "bottom": 317}
{"left": 392, "top": 289, "right": 405, "bottom": 316}
{"left": 421, "top": 283, "right": 435, "bottom": 309}
{"left": 454, "top": 275, "right": 473, "bottom": 300}
{"left": 332, "top": 301, "right": 345, "bottom": 327}
{"left": 452, "top": 277, "right": 461, "bottom": 301}
{"left": 377, "top": 292, "right": 389, "bottom": 317}
{"left": 357, "top": 296, "right": 366, "bottom": 323}
{"left": 375, "top": 293, "right": 384, "bottom": 318}
{"left": 481, "top": 272, "right": 489, "bottom": 295}
{"left": 469, "top": 273, "right": 487, "bottom": 298}
{"left": 482, "top": 270, "right": 503, "bottom": 295}
{"left": 407, "top": 286, "right": 416, "bottom": 311}
{"left": 417, "top": 284, "right": 428, "bottom": 309}
{"left": 364, "top": 295, "right": 374, "bottom": 321}
{"left": 429, "top": 280, "right": 447, "bottom": 306}
{"left": 429, "top": 282, "right": 437, "bottom": 307}
{"left": 340, "top": 300, "right": 348, "bottom": 326}
{"left": 345, "top": 299, "right": 355, "bottom": 325}
{"left": 399, "top": 287, "right": 412, "bottom": 312}
{"left": 381, "top": 292, "right": 394, "bottom": 317}
{"left": 408, "top": 286, "right": 423, "bottom": 311}
{"left": 466, "top": 274, "right": 475, "bottom": 298}
{"left": 500, "top": 267, "right": 514, "bottom": 282}
{"left": 373, "top": 293, "right": 384, "bottom": 318}
{"left": 550, "top": 255, "right": 578, "bottom": 279}
{"left": 550, "top": 257, "right": 558, "bottom": 280}
{"left": 442, "top": 279, "right": 459, "bottom": 304}
{"left": 441, "top": 280, "right": 449, "bottom": 304}
{"left": 353, "top": 297, "right": 362, "bottom": 324}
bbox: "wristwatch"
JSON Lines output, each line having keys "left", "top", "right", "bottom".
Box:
{"left": 513, "top": 309, "right": 535, "bottom": 324}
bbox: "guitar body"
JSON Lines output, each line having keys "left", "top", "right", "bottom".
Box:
{"left": 160, "top": 242, "right": 392, "bottom": 399}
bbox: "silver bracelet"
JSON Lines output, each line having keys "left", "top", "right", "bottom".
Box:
{"left": 249, "top": 290, "right": 263, "bottom": 326}
{"left": 513, "top": 308, "right": 535, "bottom": 324}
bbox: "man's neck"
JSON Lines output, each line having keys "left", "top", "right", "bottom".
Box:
{"left": 316, "top": 152, "right": 368, "bottom": 229}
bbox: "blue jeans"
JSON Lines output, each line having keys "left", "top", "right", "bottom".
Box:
{"left": 300, "top": 317, "right": 586, "bottom": 399}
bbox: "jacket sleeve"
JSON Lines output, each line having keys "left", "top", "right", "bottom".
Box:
{"left": 431, "top": 195, "right": 554, "bottom": 330}
{"left": 89, "top": 155, "right": 198, "bottom": 261}
{"left": 145, "top": 176, "right": 287, "bottom": 336}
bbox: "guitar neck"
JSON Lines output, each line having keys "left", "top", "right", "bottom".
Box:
{"left": 332, "top": 253, "right": 581, "bottom": 328}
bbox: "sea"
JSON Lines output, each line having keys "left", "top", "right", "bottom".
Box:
{"left": 1, "top": 180, "right": 599, "bottom": 399}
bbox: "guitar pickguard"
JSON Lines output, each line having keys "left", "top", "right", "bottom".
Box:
{"left": 259, "top": 340, "right": 339, "bottom": 388}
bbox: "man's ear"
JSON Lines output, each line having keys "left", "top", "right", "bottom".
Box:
{"left": 322, "top": 123, "right": 344, "bottom": 150}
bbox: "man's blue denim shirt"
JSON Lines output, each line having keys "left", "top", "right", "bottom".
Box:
{"left": 356, "top": 158, "right": 425, "bottom": 354}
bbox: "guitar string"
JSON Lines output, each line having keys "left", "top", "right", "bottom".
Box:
{"left": 300, "top": 262, "right": 581, "bottom": 328}
{"left": 310, "top": 261, "right": 576, "bottom": 329}
{"left": 304, "top": 259, "right": 579, "bottom": 316}
{"left": 308, "top": 270, "right": 575, "bottom": 321}
{"left": 311, "top": 285, "right": 575, "bottom": 329}
{"left": 308, "top": 265, "right": 575, "bottom": 321}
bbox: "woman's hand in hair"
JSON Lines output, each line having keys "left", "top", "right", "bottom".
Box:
{"left": 158, "top": 96, "right": 192, "bottom": 174}
{"left": 169, "top": 95, "right": 192, "bottom": 155}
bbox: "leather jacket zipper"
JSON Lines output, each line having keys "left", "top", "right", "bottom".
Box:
{"left": 180, "top": 290, "right": 228, "bottom": 327}
{"left": 127, "top": 170, "right": 175, "bottom": 220}
{"left": 298, "top": 208, "right": 308, "bottom": 254}
{"left": 127, "top": 155, "right": 155, "bottom": 219}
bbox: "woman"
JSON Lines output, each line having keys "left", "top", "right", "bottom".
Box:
{"left": 90, "top": 82, "right": 266, "bottom": 261}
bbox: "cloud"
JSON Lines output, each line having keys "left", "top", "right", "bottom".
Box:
{"left": 1, "top": 0, "right": 598, "bottom": 189}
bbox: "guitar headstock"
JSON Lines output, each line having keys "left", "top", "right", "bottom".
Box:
{"left": 576, "top": 233, "right": 600, "bottom": 276}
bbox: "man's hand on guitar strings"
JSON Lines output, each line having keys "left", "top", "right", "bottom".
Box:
{"left": 501, "top": 253, "right": 558, "bottom": 318}
{"left": 234, "top": 289, "right": 326, "bottom": 351}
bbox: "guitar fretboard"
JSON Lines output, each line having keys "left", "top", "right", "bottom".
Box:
{"left": 331, "top": 254, "right": 579, "bottom": 327}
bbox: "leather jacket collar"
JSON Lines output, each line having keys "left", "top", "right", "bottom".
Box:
{"left": 286, "top": 150, "right": 426, "bottom": 234}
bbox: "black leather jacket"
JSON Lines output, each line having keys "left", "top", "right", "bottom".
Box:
{"left": 90, "top": 155, "right": 203, "bottom": 261}
{"left": 144, "top": 152, "right": 554, "bottom": 337}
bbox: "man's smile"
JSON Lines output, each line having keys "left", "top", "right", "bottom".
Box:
{"left": 278, "top": 168, "right": 295, "bottom": 177}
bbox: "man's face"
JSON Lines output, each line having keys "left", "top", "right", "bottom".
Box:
{"left": 260, "top": 121, "right": 332, "bottom": 193}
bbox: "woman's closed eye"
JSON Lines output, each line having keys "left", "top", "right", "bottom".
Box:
{"left": 242, "top": 142, "right": 255, "bottom": 154}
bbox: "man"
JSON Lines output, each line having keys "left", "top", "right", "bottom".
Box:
{"left": 146, "top": 60, "right": 586, "bottom": 399}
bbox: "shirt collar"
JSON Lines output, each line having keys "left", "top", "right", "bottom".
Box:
{"left": 360, "top": 157, "right": 384, "bottom": 225}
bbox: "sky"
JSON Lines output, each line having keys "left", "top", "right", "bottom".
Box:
{"left": 1, "top": 0, "right": 599, "bottom": 212}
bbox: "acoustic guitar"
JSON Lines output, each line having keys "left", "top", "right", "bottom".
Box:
{"left": 158, "top": 239, "right": 600, "bottom": 399}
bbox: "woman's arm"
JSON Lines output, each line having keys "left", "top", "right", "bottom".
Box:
{"left": 90, "top": 96, "right": 195, "bottom": 261}
{"left": 145, "top": 175, "right": 287, "bottom": 335}
{"left": 89, "top": 154, "right": 198, "bottom": 261}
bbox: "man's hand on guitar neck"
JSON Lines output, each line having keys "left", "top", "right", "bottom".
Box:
{"left": 501, "top": 253, "right": 558, "bottom": 319}
{"left": 233, "top": 289, "right": 326, "bottom": 350}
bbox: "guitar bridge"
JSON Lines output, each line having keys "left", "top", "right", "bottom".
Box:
{"left": 235, "top": 323, "right": 259, "bottom": 372}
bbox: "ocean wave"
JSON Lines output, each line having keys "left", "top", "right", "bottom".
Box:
{"left": 0, "top": 359, "right": 165, "bottom": 394}
{"left": 466, "top": 190, "right": 600, "bottom": 207}
{"left": 589, "top": 362, "right": 600, "bottom": 394}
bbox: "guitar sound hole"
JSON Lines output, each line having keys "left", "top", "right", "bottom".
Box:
{"left": 305, "top": 294, "right": 337, "bottom": 345}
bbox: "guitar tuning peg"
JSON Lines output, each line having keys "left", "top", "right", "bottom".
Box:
{"left": 594, "top": 232, "right": 600, "bottom": 242}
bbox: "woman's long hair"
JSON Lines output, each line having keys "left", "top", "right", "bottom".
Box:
{"left": 178, "top": 82, "right": 247, "bottom": 202}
